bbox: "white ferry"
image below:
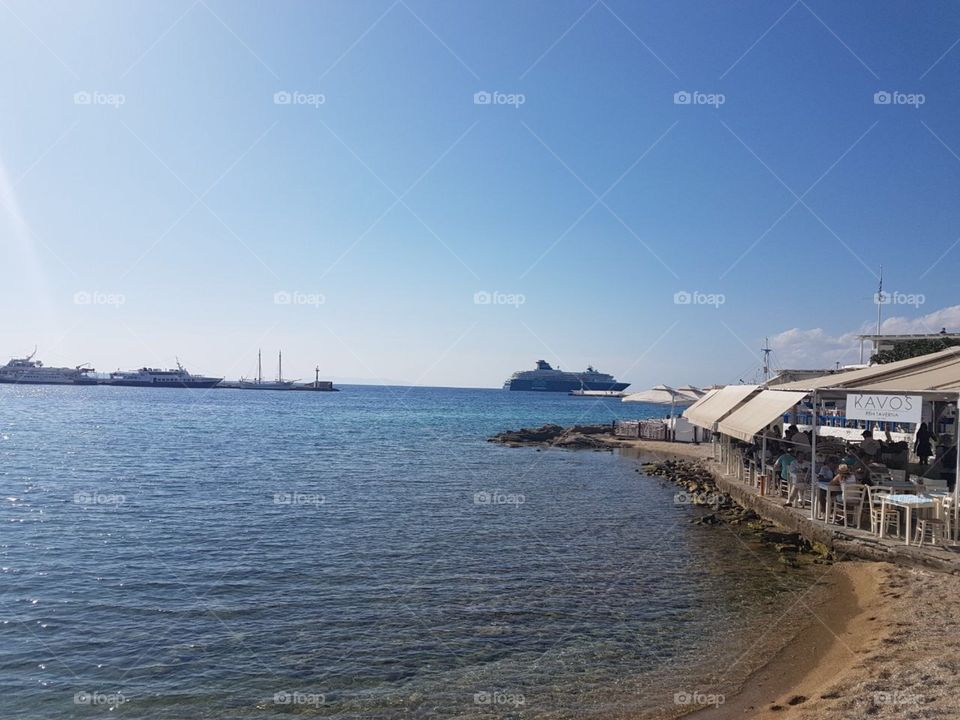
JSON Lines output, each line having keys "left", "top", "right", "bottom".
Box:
{"left": 0, "top": 351, "right": 96, "bottom": 385}
{"left": 108, "top": 360, "right": 222, "bottom": 389}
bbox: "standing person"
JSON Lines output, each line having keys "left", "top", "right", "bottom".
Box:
{"left": 773, "top": 449, "right": 797, "bottom": 506}
{"left": 860, "top": 430, "right": 881, "bottom": 461}
{"left": 915, "top": 422, "right": 934, "bottom": 465}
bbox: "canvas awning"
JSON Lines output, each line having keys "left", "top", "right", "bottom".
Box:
{"left": 773, "top": 347, "right": 960, "bottom": 391}
{"left": 717, "top": 390, "right": 808, "bottom": 443}
{"left": 683, "top": 384, "right": 759, "bottom": 430}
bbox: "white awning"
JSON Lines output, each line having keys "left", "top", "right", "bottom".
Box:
{"left": 682, "top": 385, "right": 759, "bottom": 430}
{"left": 717, "top": 390, "right": 808, "bottom": 443}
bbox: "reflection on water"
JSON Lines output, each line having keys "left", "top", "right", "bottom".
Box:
{"left": 0, "top": 385, "right": 826, "bottom": 718}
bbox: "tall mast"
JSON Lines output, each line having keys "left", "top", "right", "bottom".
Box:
{"left": 761, "top": 337, "right": 772, "bottom": 383}
{"left": 257, "top": 349, "right": 262, "bottom": 384}
{"left": 876, "top": 265, "right": 883, "bottom": 336}
{"left": 278, "top": 351, "right": 282, "bottom": 382}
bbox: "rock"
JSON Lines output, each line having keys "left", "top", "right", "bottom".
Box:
{"left": 488, "top": 424, "right": 623, "bottom": 449}
{"left": 488, "top": 424, "right": 566, "bottom": 444}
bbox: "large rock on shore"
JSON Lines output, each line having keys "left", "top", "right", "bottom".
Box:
{"left": 488, "top": 424, "right": 622, "bottom": 449}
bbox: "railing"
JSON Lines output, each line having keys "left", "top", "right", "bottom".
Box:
{"left": 614, "top": 420, "right": 667, "bottom": 440}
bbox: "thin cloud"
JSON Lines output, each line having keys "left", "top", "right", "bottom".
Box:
{"left": 768, "top": 305, "right": 960, "bottom": 368}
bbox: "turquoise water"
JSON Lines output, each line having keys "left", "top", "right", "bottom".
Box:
{"left": 0, "top": 385, "right": 817, "bottom": 718}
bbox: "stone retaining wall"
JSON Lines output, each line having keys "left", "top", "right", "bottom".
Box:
{"left": 705, "top": 460, "right": 960, "bottom": 575}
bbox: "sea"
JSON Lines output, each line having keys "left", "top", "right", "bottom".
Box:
{"left": 0, "top": 385, "right": 828, "bottom": 719}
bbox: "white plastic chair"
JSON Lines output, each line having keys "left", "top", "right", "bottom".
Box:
{"left": 868, "top": 486, "right": 899, "bottom": 537}
{"left": 831, "top": 484, "right": 866, "bottom": 528}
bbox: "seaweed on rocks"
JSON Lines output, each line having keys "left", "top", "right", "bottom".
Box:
{"left": 641, "top": 459, "right": 831, "bottom": 566}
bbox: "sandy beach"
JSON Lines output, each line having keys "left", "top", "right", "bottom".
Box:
{"left": 692, "top": 559, "right": 960, "bottom": 720}
{"left": 616, "top": 438, "right": 960, "bottom": 720}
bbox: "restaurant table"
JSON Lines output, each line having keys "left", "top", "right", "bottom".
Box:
{"left": 814, "top": 482, "right": 843, "bottom": 522}
{"left": 879, "top": 494, "right": 938, "bottom": 545}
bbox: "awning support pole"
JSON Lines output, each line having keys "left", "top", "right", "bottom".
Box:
{"left": 761, "top": 432, "right": 767, "bottom": 475}
{"left": 810, "top": 391, "right": 818, "bottom": 521}
{"left": 954, "top": 393, "right": 959, "bottom": 540}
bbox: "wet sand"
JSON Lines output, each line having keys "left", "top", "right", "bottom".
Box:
{"left": 621, "top": 442, "right": 960, "bottom": 720}
{"left": 734, "top": 561, "right": 960, "bottom": 720}
{"left": 687, "top": 561, "right": 880, "bottom": 719}
{"left": 671, "top": 540, "right": 960, "bottom": 720}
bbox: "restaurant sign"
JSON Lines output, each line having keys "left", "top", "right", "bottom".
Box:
{"left": 846, "top": 394, "right": 922, "bottom": 424}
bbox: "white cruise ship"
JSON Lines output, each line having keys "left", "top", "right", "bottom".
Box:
{"left": 0, "top": 351, "right": 97, "bottom": 385}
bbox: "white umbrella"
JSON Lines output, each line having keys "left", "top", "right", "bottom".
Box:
{"left": 675, "top": 384, "right": 706, "bottom": 399}
{"left": 621, "top": 384, "right": 700, "bottom": 415}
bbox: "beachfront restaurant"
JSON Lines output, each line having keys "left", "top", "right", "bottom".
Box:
{"left": 684, "top": 348, "right": 960, "bottom": 547}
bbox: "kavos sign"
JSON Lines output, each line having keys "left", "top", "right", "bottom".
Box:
{"left": 846, "top": 394, "right": 922, "bottom": 424}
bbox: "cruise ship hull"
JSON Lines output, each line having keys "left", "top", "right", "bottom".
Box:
{"left": 504, "top": 379, "right": 630, "bottom": 392}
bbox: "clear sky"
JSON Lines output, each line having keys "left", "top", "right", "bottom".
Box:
{"left": 3, "top": 0, "right": 960, "bottom": 388}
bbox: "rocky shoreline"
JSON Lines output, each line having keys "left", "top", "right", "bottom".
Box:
{"left": 487, "top": 423, "right": 625, "bottom": 450}
{"left": 642, "top": 459, "right": 833, "bottom": 568}
{"left": 489, "top": 424, "right": 832, "bottom": 566}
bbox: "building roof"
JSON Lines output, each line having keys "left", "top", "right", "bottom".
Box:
{"left": 857, "top": 332, "right": 960, "bottom": 341}
{"left": 771, "top": 348, "right": 960, "bottom": 393}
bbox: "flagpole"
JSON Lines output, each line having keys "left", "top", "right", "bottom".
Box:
{"left": 876, "top": 265, "right": 883, "bottom": 336}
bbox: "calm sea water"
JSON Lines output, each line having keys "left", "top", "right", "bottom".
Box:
{"left": 0, "top": 385, "right": 822, "bottom": 719}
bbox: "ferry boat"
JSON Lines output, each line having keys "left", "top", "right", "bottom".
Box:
{"left": 503, "top": 360, "right": 630, "bottom": 393}
{"left": 0, "top": 350, "right": 97, "bottom": 385}
{"left": 108, "top": 360, "right": 222, "bottom": 388}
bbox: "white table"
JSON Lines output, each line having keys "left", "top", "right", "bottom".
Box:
{"left": 814, "top": 481, "right": 842, "bottom": 522}
{"left": 879, "top": 494, "right": 937, "bottom": 545}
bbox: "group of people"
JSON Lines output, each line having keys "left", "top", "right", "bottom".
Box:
{"left": 737, "top": 416, "right": 960, "bottom": 508}
{"left": 750, "top": 425, "right": 896, "bottom": 508}
{"left": 773, "top": 445, "right": 871, "bottom": 507}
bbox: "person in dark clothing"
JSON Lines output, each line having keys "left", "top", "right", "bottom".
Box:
{"left": 915, "top": 422, "right": 934, "bottom": 465}
{"left": 944, "top": 446, "right": 957, "bottom": 492}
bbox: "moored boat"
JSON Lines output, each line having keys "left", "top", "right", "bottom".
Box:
{"left": 0, "top": 350, "right": 96, "bottom": 385}
{"left": 237, "top": 350, "right": 297, "bottom": 390}
{"left": 108, "top": 360, "right": 222, "bottom": 388}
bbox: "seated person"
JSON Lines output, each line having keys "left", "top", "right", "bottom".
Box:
{"left": 841, "top": 450, "right": 860, "bottom": 468}
{"left": 817, "top": 459, "right": 836, "bottom": 482}
{"left": 830, "top": 463, "right": 856, "bottom": 485}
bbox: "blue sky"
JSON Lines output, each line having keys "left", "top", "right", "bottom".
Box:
{"left": 3, "top": 0, "right": 960, "bottom": 387}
